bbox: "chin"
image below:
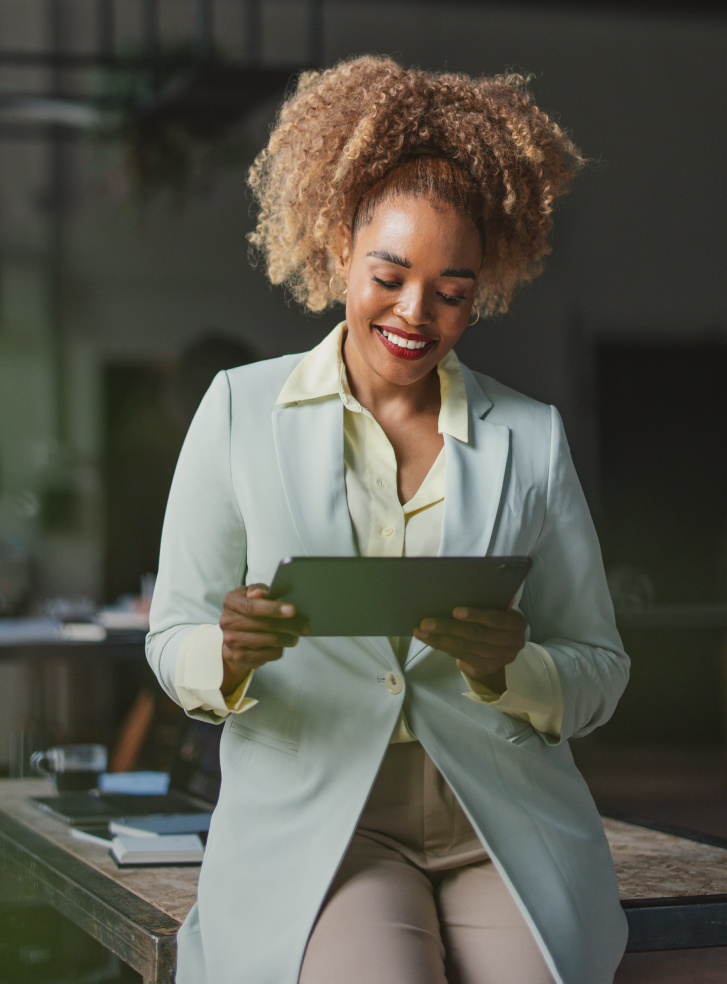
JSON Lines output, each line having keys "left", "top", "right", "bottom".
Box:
{"left": 374, "top": 352, "right": 436, "bottom": 384}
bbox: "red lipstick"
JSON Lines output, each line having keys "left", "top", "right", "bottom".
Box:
{"left": 374, "top": 325, "right": 437, "bottom": 361}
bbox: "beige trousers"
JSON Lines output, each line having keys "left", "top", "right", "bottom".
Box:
{"left": 299, "top": 742, "right": 555, "bottom": 984}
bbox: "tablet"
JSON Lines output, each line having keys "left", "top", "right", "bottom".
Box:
{"left": 268, "top": 556, "right": 532, "bottom": 637}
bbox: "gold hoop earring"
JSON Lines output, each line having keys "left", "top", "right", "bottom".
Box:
{"left": 467, "top": 306, "right": 480, "bottom": 327}
{"left": 329, "top": 276, "right": 348, "bottom": 297}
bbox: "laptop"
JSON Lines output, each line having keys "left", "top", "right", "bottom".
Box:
{"left": 31, "top": 719, "right": 221, "bottom": 825}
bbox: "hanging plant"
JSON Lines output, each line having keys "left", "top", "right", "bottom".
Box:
{"left": 95, "top": 45, "right": 294, "bottom": 205}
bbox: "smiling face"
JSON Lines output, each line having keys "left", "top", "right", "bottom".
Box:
{"left": 336, "top": 194, "right": 483, "bottom": 389}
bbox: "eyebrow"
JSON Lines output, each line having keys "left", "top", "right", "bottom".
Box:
{"left": 440, "top": 266, "right": 476, "bottom": 280}
{"left": 365, "top": 250, "right": 411, "bottom": 268}
{"left": 366, "top": 251, "right": 476, "bottom": 280}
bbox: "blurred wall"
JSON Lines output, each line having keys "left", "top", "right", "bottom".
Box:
{"left": 0, "top": 0, "right": 724, "bottom": 604}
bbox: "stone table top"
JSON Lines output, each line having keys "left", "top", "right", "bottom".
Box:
{"left": 0, "top": 779, "right": 198, "bottom": 924}
{"left": 2, "top": 780, "right": 726, "bottom": 928}
{"left": 603, "top": 816, "right": 727, "bottom": 902}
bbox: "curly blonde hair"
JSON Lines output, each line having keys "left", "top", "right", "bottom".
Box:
{"left": 247, "top": 55, "right": 584, "bottom": 316}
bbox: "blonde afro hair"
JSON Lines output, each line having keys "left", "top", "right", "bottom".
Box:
{"left": 247, "top": 55, "right": 584, "bottom": 316}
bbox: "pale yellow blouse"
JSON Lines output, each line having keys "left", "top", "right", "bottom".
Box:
{"left": 175, "top": 323, "right": 563, "bottom": 740}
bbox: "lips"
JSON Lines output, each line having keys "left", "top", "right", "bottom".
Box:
{"left": 374, "top": 325, "right": 437, "bottom": 361}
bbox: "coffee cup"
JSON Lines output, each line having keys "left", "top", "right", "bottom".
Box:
{"left": 30, "top": 744, "right": 107, "bottom": 792}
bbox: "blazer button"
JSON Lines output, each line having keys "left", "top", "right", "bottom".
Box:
{"left": 384, "top": 671, "right": 403, "bottom": 695}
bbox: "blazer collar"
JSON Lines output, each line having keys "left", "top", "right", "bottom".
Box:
{"left": 459, "top": 361, "right": 493, "bottom": 420}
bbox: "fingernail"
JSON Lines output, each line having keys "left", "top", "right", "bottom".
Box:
{"left": 454, "top": 607, "right": 468, "bottom": 619}
{"left": 280, "top": 604, "right": 295, "bottom": 616}
{"left": 421, "top": 619, "right": 436, "bottom": 632}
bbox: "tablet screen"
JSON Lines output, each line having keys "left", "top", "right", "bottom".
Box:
{"left": 269, "top": 556, "right": 531, "bottom": 636}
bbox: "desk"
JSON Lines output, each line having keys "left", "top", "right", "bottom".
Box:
{"left": 0, "top": 780, "right": 193, "bottom": 982}
{"left": 1, "top": 780, "right": 726, "bottom": 982}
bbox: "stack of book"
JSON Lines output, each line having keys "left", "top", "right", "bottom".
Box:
{"left": 71, "top": 812, "right": 212, "bottom": 867}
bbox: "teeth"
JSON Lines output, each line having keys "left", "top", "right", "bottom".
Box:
{"left": 381, "top": 329, "right": 430, "bottom": 350}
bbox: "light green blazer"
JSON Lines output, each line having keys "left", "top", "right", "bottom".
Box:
{"left": 146, "top": 351, "right": 630, "bottom": 984}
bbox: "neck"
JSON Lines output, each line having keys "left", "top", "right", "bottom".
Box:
{"left": 342, "top": 331, "right": 441, "bottom": 418}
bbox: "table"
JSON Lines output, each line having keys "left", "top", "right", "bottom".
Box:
{"left": 0, "top": 779, "right": 193, "bottom": 983}
{"left": 1, "top": 781, "right": 726, "bottom": 982}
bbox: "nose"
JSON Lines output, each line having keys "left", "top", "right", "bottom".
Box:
{"left": 393, "top": 283, "right": 432, "bottom": 327}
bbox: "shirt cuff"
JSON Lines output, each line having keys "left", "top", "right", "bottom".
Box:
{"left": 461, "top": 641, "right": 564, "bottom": 738}
{"left": 174, "top": 624, "right": 257, "bottom": 718}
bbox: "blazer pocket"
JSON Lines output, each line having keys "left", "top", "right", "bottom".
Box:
{"left": 228, "top": 719, "right": 299, "bottom": 757}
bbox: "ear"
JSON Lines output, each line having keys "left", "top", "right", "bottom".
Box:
{"left": 334, "top": 224, "right": 353, "bottom": 279}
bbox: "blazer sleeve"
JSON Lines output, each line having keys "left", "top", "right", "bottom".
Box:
{"left": 519, "top": 405, "right": 630, "bottom": 744}
{"left": 145, "top": 371, "right": 249, "bottom": 723}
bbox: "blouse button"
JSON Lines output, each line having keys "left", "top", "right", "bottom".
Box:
{"left": 384, "top": 671, "right": 404, "bottom": 695}
{"left": 381, "top": 526, "right": 393, "bottom": 537}
{"left": 377, "top": 479, "right": 385, "bottom": 488}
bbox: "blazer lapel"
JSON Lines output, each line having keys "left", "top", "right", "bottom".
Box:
{"left": 273, "top": 398, "right": 397, "bottom": 669}
{"left": 405, "top": 365, "right": 511, "bottom": 667}
{"left": 438, "top": 426, "right": 511, "bottom": 559}
{"left": 272, "top": 398, "right": 357, "bottom": 558}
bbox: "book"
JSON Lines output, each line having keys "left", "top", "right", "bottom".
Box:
{"left": 110, "top": 834, "right": 204, "bottom": 867}
{"left": 98, "top": 771, "right": 170, "bottom": 795}
{"left": 70, "top": 824, "right": 114, "bottom": 847}
{"left": 110, "top": 812, "right": 213, "bottom": 838}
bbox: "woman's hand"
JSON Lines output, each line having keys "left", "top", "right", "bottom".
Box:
{"left": 413, "top": 605, "right": 527, "bottom": 694}
{"left": 219, "top": 584, "right": 310, "bottom": 696}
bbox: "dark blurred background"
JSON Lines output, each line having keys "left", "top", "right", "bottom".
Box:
{"left": 0, "top": 1, "right": 724, "bottom": 980}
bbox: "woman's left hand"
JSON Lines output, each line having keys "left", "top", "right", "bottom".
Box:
{"left": 413, "top": 606, "right": 528, "bottom": 693}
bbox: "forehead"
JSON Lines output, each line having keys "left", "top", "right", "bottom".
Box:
{"left": 353, "top": 195, "right": 482, "bottom": 262}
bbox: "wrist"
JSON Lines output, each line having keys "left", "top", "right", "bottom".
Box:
{"left": 467, "top": 665, "right": 507, "bottom": 695}
{"left": 221, "top": 656, "right": 252, "bottom": 697}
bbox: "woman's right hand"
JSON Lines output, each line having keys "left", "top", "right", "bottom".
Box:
{"left": 219, "top": 584, "right": 310, "bottom": 696}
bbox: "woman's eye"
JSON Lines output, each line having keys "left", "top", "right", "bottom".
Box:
{"left": 372, "top": 277, "right": 466, "bottom": 304}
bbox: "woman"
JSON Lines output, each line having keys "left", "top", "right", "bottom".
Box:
{"left": 147, "top": 56, "right": 629, "bottom": 984}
